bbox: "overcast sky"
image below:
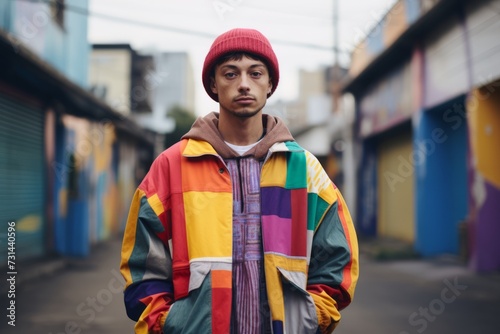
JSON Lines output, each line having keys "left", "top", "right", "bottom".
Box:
{"left": 88, "top": 0, "right": 397, "bottom": 115}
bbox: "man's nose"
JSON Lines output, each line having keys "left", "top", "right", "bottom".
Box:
{"left": 238, "top": 74, "right": 251, "bottom": 92}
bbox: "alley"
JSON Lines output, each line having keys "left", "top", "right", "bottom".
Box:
{"left": 2, "top": 236, "right": 499, "bottom": 334}
{"left": 2, "top": 0, "right": 500, "bottom": 333}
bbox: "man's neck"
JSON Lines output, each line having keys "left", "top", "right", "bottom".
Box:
{"left": 218, "top": 112, "right": 264, "bottom": 146}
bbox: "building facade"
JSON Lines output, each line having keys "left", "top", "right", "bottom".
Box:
{"left": 344, "top": 0, "right": 500, "bottom": 272}
{"left": 89, "top": 47, "right": 196, "bottom": 154}
{"left": 0, "top": 1, "right": 155, "bottom": 265}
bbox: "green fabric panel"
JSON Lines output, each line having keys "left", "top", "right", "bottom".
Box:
{"left": 284, "top": 141, "right": 303, "bottom": 152}
{"left": 308, "top": 202, "right": 350, "bottom": 286}
{"left": 139, "top": 196, "right": 165, "bottom": 234}
{"left": 164, "top": 272, "right": 213, "bottom": 332}
{"left": 129, "top": 196, "right": 164, "bottom": 282}
{"left": 307, "top": 192, "right": 330, "bottom": 231}
{"left": 285, "top": 143, "right": 307, "bottom": 189}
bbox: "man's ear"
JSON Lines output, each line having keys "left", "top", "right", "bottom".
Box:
{"left": 268, "top": 78, "right": 273, "bottom": 95}
{"left": 210, "top": 77, "right": 218, "bottom": 95}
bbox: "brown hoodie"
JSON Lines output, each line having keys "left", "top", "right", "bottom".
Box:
{"left": 182, "top": 112, "right": 294, "bottom": 159}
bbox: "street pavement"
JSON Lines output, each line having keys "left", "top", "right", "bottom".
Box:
{"left": 1, "top": 236, "right": 499, "bottom": 334}
{"left": 1, "top": 236, "right": 134, "bottom": 334}
{"left": 337, "top": 252, "right": 500, "bottom": 334}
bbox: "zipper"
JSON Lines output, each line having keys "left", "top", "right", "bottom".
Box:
{"left": 236, "top": 157, "right": 244, "bottom": 213}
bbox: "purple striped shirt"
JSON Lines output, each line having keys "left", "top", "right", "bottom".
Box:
{"left": 225, "top": 158, "right": 271, "bottom": 334}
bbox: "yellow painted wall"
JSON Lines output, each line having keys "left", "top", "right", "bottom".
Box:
{"left": 468, "top": 83, "right": 500, "bottom": 188}
{"left": 377, "top": 131, "right": 415, "bottom": 242}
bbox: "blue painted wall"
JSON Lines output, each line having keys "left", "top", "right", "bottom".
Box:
{"left": 0, "top": 0, "right": 89, "bottom": 87}
{"left": 0, "top": 1, "right": 13, "bottom": 30}
{"left": 64, "top": 0, "right": 90, "bottom": 87}
{"left": 414, "top": 96, "right": 468, "bottom": 255}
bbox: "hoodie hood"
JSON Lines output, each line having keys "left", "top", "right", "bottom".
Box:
{"left": 182, "top": 112, "right": 294, "bottom": 159}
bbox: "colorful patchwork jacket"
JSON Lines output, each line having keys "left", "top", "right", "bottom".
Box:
{"left": 120, "top": 113, "right": 359, "bottom": 334}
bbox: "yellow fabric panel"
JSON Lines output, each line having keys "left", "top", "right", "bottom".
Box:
{"left": 270, "top": 255, "right": 308, "bottom": 273}
{"left": 134, "top": 314, "right": 150, "bottom": 334}
{"left": 182, "top": 139, "right": 217, "bottom": 156}
{"left": 183, "top": 191, "right": 233, "bottom": 259}
{"left": 264, "top": 254, "right": 285, "bottom": 322}
{"left": 120, "top": 189, "right": 145, "bottom": 287}
{"left": 261, "top": 154, "right": 287, "bottom": 187}
{"left": 263, "top": 254, "right": 308, "bottom": 323}
{"left": 147, "top": 193, "right": 165, "bottom": 216}
{"left": 135, "top": 294, "right": 167, "bottom": 334}
{"left": 468, "top": 87, "right": 500, "bottom": 188}
{"left": 310, "top": 290, "right": 341, "bottom": 333}
{"left": 317, "top": 183, "right": 336, "bottom": 206}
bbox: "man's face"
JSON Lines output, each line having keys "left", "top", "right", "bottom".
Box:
{"left": 211, "top": 55, "right": 272, "bottom": 118}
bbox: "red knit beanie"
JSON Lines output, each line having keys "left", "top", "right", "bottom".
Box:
{"left": 202, "top": 28, "right": 279, "bottom": 102}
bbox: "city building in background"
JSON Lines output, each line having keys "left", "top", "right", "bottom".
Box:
{"left": 89, "top": 43, "right": 155, "bottom": 115}
{"left": 146, "top": 51, "right": 195, "bottom": 151}
{"left": 151, "top": 51, "right": 195, "bottom": 117}
{"left": 343, "top": 0, "right": 500, "bottom": 273}
{"left": 0, "top": 0, "right": 155, "bottom": 265}
{"left": 265, "top": 67, "right": 336, "bottom": 178}
{"left": 90, "top": 46, "right": 196, "bottom": 154}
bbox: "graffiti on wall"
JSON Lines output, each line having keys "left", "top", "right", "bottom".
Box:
{"left": 53, "top": 114, "right": 138, "bottom": 256}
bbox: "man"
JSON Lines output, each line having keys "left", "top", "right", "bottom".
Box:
{"left": 120, "top": 28, "right": 359, "bottom": 334}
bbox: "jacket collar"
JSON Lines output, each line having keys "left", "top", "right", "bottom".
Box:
{"left": 182, "top": 138, "right": 303, "bottom": 158}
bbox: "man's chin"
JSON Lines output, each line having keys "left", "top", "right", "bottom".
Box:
{"left": 236, "top": 109, "right": 261, "bottom": 118}
{"left": 226, "top": 107, "right": 262, "bottom": 118}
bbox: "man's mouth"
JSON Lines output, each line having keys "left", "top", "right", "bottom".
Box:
{"left": 235, "top": 96, "right": 255, "bottom": 104}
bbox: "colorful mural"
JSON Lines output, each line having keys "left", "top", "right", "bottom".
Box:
{"left": 52, "top": 115, "right": 139, "bottom": 256}
{"left": 1, "top": 0, "right": 152, "bottom": 265}
{"left": 467, "top": 83, "right": 500, "bottom": 272}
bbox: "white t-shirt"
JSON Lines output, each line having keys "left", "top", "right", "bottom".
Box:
{"left": 225, "top": 139, "right": 262, "bottom": 156}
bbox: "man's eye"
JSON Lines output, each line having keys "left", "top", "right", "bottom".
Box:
{"left": 225, "top": 73, "right": 236, "bottom": 78}
{"left": 251, "top": 72, "right": 262, "bottom": 77}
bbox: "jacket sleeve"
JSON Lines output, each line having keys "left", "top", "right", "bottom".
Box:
{"left": 305, "top": 153, "right": 359, "bottom": 334}
{"left": 120, "top": 153, "right": 174, "bottom": 333}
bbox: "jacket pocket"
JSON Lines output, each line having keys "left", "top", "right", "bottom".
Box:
{"left": 164, "top": 271, "right": 212, "bottom": 333}
{"left": 278, "top": 267, "right": 318, "bottom": 334}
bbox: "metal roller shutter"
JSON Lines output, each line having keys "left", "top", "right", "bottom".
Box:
{"left": 377, "top": 129, "right": 415, "bottom": 243}
{"left": 0, "top": 92, "right": 46, "bottom": 263}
